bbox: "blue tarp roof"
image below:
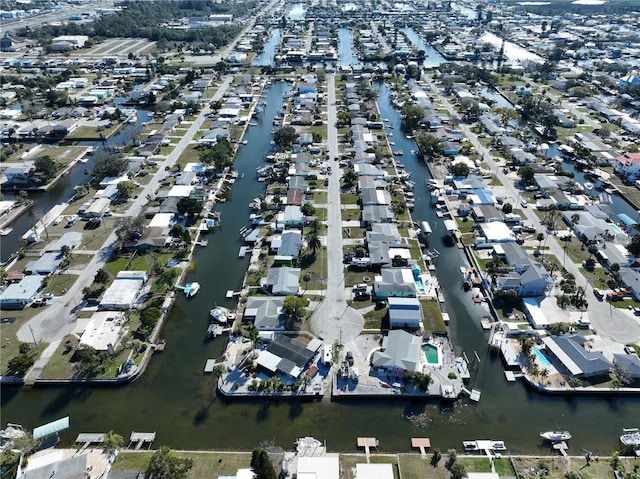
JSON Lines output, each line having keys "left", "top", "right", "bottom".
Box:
{"left": 33, "top": 416, "right": 69, "bottom": 439}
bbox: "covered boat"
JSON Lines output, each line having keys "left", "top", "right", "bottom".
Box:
{"left": 540, "top": 431, "right": 571, "bottom": 442}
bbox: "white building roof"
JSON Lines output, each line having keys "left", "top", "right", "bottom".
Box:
{"left": 297, "top": 456, "right": 340, "bottom": 479}
{"left": 79, "top": 311, "right": 126, "bottom": 351}
{"left": 149, "top": 213, "right": 174, "bottom": 228}
{"left": 355, "top": 464, "right": 394, "bottom": 479}
{"left": 167, "top": 185, "right": 194, "bottom": 197}
{"left": 100, "top": 277, "right": 144, "bottom": 309}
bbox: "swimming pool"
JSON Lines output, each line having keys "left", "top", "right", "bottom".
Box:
{"left": 415, "top": 277, "right": 426, "bottom": 295}
{"left": 533, "top": 348, "right": 552, "bottom": 367}
{"left": 422, "top": 343, "right": 440, "bottom": 365}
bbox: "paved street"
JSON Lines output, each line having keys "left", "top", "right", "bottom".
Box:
{"left": 423, "top": 74, "right": 640, "bottom": 344}
{"left": 310, "top": 74, "right": 365, "bottom": 346}
{"left": 17, "top": 76, "right": 233, "bottom": 345}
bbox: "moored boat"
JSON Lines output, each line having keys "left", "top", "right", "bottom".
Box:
{"left": 184, "top": 282, "right": 200, "bottom": 298}
{"left": 210, "top": 306, "right": 233, "bottom": 324}
{"left": 620, "top": 428, "right": 640, "bottom": 447}
{"left": 540, "top": 431, "right": 571, "bottom": 442}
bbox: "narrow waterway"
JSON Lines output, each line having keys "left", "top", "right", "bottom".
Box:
{"left": 400, "top": 28, "right": 446, "bottom": 68}
{"left": 1, "top": 109, "right": 153, "bottom": 261}
{"left": 337, "top": 28, "right": 357, "bottom": 67}
{"left": 252, "top": 28, "right": 282, "bottom": 66}
{"left": 1, "top": 81, "right": 639, "bottom": 455}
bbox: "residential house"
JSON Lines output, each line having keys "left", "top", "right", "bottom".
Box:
{"left": 388, "top": 297, "right": 422, "bottom": 329}
{"left": 541, "top": 334, "right": 612, "bottom": 378}
{"left": 614, "top": 152, "right": 640, "bottom": 179}
{"left": 496, "top": 258, "right": 552, "bottom": 297}
{"left": 264, "top": 266, "right": 301, "bottom": 296}
{"left": 255, "top": 334, "right": 322, "bottom": 379}
{"left": 243, "top": 297, "right": 285, "bottom": 330}
{"left": 371, "top": 329, "right": 424, "bottom": 374}
{"left": 374, "top": 268, "right": 418, "bottom": 298}
{"left": 613, "top": 354, "right": 640, "bottom": 379}
{"left": 0, "top": 275, "right": 43, "bottom": 310}
{"left": 99, "top": 271, "right": 147, "bottom": 310}
{"left": 278, "top": 206, "right": 306, "bottom": 228}
{"left": 362, "top": 205, "right": 394, "bottom": 225}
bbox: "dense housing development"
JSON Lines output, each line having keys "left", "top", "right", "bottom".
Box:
{"left": 2, "top": 0, "right": 640, "bottom": 476}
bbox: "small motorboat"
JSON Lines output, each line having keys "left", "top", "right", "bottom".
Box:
{"left": 620, "top": 428, "right": 640, "bottom": 447}
{"left": 463, "top": 441, "right": 478, "bottom": 451}
{"left": 209, "top": 306, "right": 233, "bottom": 324}
{"left": 491, "top": 441, "right": 507, "bottom": 451}
{"left": 540, "top": 431, "right": 571, "bottom": 442}
{"left": 184, "top": 282, "right": 200, "bottom": 298}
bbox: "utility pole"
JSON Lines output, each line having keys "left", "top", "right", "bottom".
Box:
{"left": 28, "top": 325, "right": 38, "bottom": 347}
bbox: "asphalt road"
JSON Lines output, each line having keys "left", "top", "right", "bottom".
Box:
{"left": 17, "top": 76, "right": 233, "bottom": 344}
{"left": 422, "top": 74, "right": 640, "bottom": 344}
{"left": 310, "top": 74, "right": 365, "bottom": 346}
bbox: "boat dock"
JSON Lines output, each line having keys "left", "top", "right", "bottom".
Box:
{"left": 207, "top": 324, "right": 231, "bottom": 338}
{"left": 462, "top": 386, "right": 481, "bottom": 402}
{"left": 204, "top": 359, "right": 223, "bottom": 373}
{"left": 356, "top": 437, "right": 379, "bottom": 462}
{"left": 552, "top": 441, "right": 568, "bottom": 456}
{"left": 411, "top": 437, "right": 431, "bottom": 458}
{"left": 128, "top": 431, "right": 156, "bottom": 450}
{"left": 74, "top": 433, "right": 104, "bottom": 452}
{"left": 238, "top": 246, "right": 249, "bottom": 258}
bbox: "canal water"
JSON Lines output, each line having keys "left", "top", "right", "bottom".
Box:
{"left": 252, "top": 28, "right": 282, "bottom": 67}
{"left": 2, "top": 79, "right": 639, "bottom": 454}
{"left": 1, "top": 108, "right": 153, "bottom": 262}
{"left": 337, "top": 28, "right": 357, "bottom": 67}
{"left": 400, "top": 28, "right": 446, "bottom": 68}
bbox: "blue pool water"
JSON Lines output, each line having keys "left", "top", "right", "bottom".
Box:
{"left": 415, "top": 277, "right": 426, "bottom": 295}
{"left": 422, "top": 343, "right": 440, "bottom": 365}
{"left": 533, "top": 348, "right": 552, "bottom": 367}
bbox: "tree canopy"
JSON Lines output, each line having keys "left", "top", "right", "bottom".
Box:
{"left": 146, "top": 446, "right": 194, "bottom": 479}
{"left": 282, "top": 295, "right": 308, "bottom": 319}
{"left": 273, "top": 126, "right": 298, "bottom": 150}
{"left": 250, "top": 448, "right": 277, "bottom": 479}
{"left": 401, "top": 104, "right": 424, "bottom": 129}
{"left": 92, "top": 152, "right": 128, "bottom": 182}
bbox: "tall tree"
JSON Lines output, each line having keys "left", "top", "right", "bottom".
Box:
{"left": 102, "top": 431, "right": 124, "bottom": 455}
{"left": 146, "top": 446, "right": 193, "bottom": 479}
{"left": 250, "top": 448, "right": 277, "bottom": 479}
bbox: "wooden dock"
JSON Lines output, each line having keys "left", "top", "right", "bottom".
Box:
{"left": 128, "top": 431, "right": 156, "bottom": 450}
{"left": 553, "top": 441, "right": 568, "bottom": 456}
{"left": 411, "top": 437, "right": 431, "bottom": 458}
{"left": 75, "top": 433, "right": 104, "bottom": 452}
{"left": 357, "top": 437, "right": 378, "bottom": 463}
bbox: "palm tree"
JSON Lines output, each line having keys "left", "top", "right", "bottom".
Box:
{"left": 305, "top": 232, "right": 321, "bottom": 255}
{"left": 587, "top": 244, "right": 598, "bottom": 261}
{"left": 242, "top": 322, "right": 261, "bottom": 352}
{"left": 302, "top": 272, "right": 311, "bottom": 291}
{"left": 537, "top": 233, "right": 544, "bottom": 251}
{"left": 102, "top": 430, "right": 124, "bottom": 456}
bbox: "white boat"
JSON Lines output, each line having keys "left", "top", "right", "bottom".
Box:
{"left": 209, "top": 306, "right": 233, "bottom": 324}
{"left": 620, "top": 428, "right": 640, "bottom": 446}
{"left": 540, "top": 431, "right": 571, "bottom": 442}
{"left": 184, "top": 282, "right": 200, "bottom": 298}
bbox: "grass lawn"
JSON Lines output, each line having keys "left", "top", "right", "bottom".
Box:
{"left": 363, "top": 307, "right": 387, "bottom": 330}
{"left": 308, "top": 124, "right": 327, "bottom": 140}
{"left": 421, "top": 300, "right": 446, "bottom": 334}
{"left": 299, "top": 248, "right": 327, "bottom": 290}
{"left": 344, "top": 268, "right": 375, "bottom": 288}
{"left": 45, "top": 274, "right": 79, "bottom": 296}
{"left": 40, "top": 335, "right": 77, "bottom": 379}
{"left": 342, "top": 208, "right": 361, "bottom": 222}
{"left": 579, "top": 266, "right": 611, "bottom": 290}
{"left": 178, "top": 144, "right": 202, "bottom": 164}
{"left": 313, "top": 191, "right": 328, "bottom": 204}
{"left": 113, "top": 451, "right": 252, "bottom": 478}
{"left": 512, "top": 455, "right": 632, "bottom": 479}
{"left": 341, "top": 193, "right": 359, "bottom": 204}
{"left": 343, "top": 227, "right": 366, "bottom": 240}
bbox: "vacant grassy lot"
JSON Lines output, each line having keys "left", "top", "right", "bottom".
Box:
{"left": 112, "top": 450, "right": 252, "bottom": 478}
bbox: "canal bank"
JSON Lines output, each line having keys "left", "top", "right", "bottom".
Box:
{"left": 2, "top": 76, "right": 640, "bottom": 455}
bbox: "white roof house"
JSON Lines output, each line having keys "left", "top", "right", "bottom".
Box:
{"left": 355, "top": 463, "right": 394, "bottom": 479}
{"left": 149, "top": 213, "right": 174, "bottom": 228}
{"left": 297, "top": 456, "right": 340, "bottom": 479}
{"left": 0, "top": 275, "right": 42, "bottom": 310}
{"left": 79, "top": 311, "right": 127, "bottom": 351}
{"left": 167, "top": 185, "right": 194, "bottom": 197}
{"left": 99, "top": 271, "right": 147, "bottom": 310}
